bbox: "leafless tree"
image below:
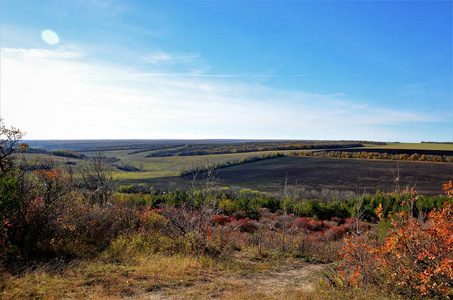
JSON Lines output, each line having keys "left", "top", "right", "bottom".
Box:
{"left": 77, "top": 152, "right": 118, "bottom": 205}
{"left": 184, "top": 159, "right": 219, "bottom": 209}
{"left": 0, "top": 124, "right": 25, "bottom": 236}
{"left": 0, "top": 123, "right": 25, "bottom": 175}
{"left": 161, "top": 160, "right": 221, "bottom": 254}
{"left": 352, "top": 192, "right": 367, "bottom": 235}
{"left": 35, "top": 155, "right": 74, "bottom": 207}
{"left": 391, "top": 162, "right": 401, "bottom": 194}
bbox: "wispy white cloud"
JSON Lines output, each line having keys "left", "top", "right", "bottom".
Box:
{"left": 127, "top": 73, "right": 307, "bottom": 78}
{"left": 140, "top": 52, "right": 200, "bottom": 65}
{"left": 139, "top": 51, "right": 210, "bottom": 74}
{"left": 1, "top": 46, "right": 449, "bottom": 141}
{"left": 139, "top": 52, "right": 307, "bottom": 79}
{"left": 2, "top": 45, "right": 85, "bottom": 59}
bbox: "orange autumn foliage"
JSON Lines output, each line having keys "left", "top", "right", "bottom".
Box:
{"left": 34, "top": 168, "right": 70, "bottom": 184}
{"left": 338, "top": 181, "right": 453, "bottom": 298}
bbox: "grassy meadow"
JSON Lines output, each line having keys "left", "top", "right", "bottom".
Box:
{"left": 361, "top": 142, "right": 453, "bottom": 151}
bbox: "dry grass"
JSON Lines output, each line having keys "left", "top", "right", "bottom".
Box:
{"left": 1, "top": 254, "right": 214, "bottom": 299}
{"left": 0, "top": 247, "right": 328, "bottom": 300}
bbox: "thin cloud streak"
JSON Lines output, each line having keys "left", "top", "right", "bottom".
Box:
{"left": 137, "top": 51, "right": 308, "bottom": 78}
{"left": 127, "top": 73, "right": 308, "bottom": 78}
{"left": 140, "top": 52, "right": 200, "bottom": 64}
{"left": 2, "top": 46, "right": 84, "bottom": 59}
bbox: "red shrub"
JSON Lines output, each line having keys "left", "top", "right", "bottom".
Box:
{"left": 211, "top": 215, "right": 232, "bottom": 226}
{"left": 295, "top": 217, "right": 310, "bottom": 229}
{"left": 324, "top": 225, "right": 348, "bottom": 241}
{"left": 237, "top": 218, "right": 258, "bottom": 233}
{"left": 306, "top": 219, "right": 324, "bottom": 231}
{"left": 307, "top": 231, "right": 325, "bottom": 241}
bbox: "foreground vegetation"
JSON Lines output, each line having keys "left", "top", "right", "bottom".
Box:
{"left": 336, "top": 185, "right": 453, "bottom": 298}
{"left": 2, "top": 125, "right": 452, "bottom": 299}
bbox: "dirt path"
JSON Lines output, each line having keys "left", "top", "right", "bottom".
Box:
{"left": 128, "top": 260, "right": 327, "bottom": 299}
{"left": 227, "top": 261, "right": 326, "bottom": 294}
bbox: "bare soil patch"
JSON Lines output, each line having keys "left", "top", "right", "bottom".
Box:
{"left": 126, "top": 260, "right": 327, "bottom": 299}
{"left": 215, "top": 156, "right": 452, "bottom": 195}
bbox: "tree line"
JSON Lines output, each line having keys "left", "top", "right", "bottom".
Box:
{"left": 290, "top": 150, "right": 453, "bottom": 163}
{"left": 145, "top": 141, "right": 382, "bottom": 157}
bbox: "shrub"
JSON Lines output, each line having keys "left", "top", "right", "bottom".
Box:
{"left": 218, "top": 199, "right": 235, "bottom": 215}
{"left": 237, "top": 217, "right": 258, "bottom": 233}
{"left": 211, "top": 215, "right": 232, "bottom": 226}
{"left": 338, "top": 183, "right": 453, "bottom": 298}
{"left": 324, "top": 225, "right": 348, "bottom": 241}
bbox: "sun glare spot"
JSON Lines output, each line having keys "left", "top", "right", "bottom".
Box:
{"left": 41, "top": 29, "right": 60, "bottom": 45}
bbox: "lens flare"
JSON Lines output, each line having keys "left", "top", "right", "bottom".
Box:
{"left": 41, "top": 29, "right": 60, "bottom": 45}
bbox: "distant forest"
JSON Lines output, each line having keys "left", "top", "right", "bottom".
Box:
{"left": 145, "top": 141, "right": 383, "bottom": 157}
{"left": 24, "top": 140, "right": 384, "bottom": 153}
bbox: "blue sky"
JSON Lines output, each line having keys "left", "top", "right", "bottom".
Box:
{"left": 1, "top": 0, "right": 452, "bottom": 141}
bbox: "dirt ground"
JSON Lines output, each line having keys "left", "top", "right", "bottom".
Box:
{"left": 148, "top": 157, "right": 452, "bottom": 196}
{"left": 126, "top": 260, "right": 327, "bottom": 299}
{"left": 215, "top": 156, "right": 452, "bottom": 195}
